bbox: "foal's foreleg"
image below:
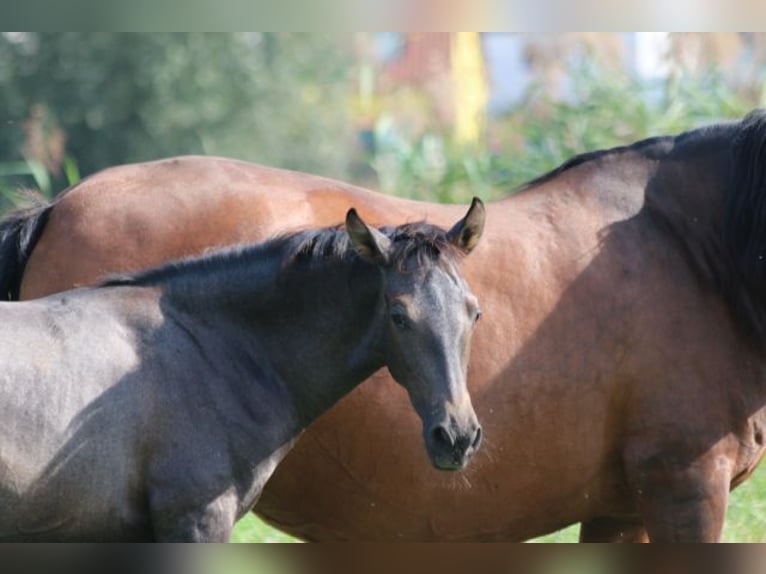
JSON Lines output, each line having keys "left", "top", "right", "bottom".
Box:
{"left": 624, "top": 447, "right": 731, "bottom": 542}
{"left": 150, "top": 491, "right": 240, "bottom": 542}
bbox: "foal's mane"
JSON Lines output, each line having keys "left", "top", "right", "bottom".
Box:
{"left": 101, "top": 221, "right": 463, "bottom": 289}
{"left": 284, "top": 221, "right": 464, "bottom": 271}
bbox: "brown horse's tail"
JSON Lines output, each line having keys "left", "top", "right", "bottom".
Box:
{"left": 0, "top": 201, "right": 54, "bottom": 300}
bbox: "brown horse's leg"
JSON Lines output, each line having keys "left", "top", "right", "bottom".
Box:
{"left": 625, "top": 448, "right": 731, "bottom": 542}
{"left": 578, "top": 517, "right": 649, "bottom": 543}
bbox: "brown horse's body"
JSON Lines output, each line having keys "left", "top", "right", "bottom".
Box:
{"left": 12, "top": 113, "right": 766, "bottom": 541}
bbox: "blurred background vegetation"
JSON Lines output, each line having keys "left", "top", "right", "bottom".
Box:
{"left": 1, "top": 32, "right": 765, "bottom": 211}
{"left": 3, "top": 33, "right": 766, "bottom": 542}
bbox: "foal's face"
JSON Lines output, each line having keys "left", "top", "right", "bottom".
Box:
{"left": 346, "top": 198, "right": 486, "bottom": 471}
{"left": 382, "top": 262, "right": 482, "bottom": 471}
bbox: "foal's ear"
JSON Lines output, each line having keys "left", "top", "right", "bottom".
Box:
{"left": 346, "top": 208, "right": 392, "bottom": 264}
{"left": 447, "top": 197, "right": 485, "bottom": 253}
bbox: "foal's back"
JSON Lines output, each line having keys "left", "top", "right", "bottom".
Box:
{"left": 0, "top": 287, "right": 168, "bottom": 540}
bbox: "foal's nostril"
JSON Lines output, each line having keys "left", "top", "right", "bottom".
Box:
{"left": 471, "top": 426, "right": 483, "bottom": 450}
{"left": 431, "top": 425, "right": 455, "bottom": 449}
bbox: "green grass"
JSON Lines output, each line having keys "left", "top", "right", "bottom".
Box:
{"left": 231, "top": 515, "right": 299, "bottom": 543}
{"left": 722, "top": 461, "right": 766, "bottom": 542}
{"left": 231, "top": 463, "right": 766, "bottom": 542}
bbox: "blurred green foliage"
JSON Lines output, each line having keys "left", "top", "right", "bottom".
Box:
{"left": 0, "top": 33, "right": 759, "bottom": 209}
{"left": 0, "top": 33, "right": 355, "bottom": 197}
{"left": 371, "top": 61, "right": 754, "bottom": 203}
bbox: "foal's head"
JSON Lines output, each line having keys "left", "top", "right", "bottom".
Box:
{"left": 346, "top": 199, "right": 486, "bottom": 471}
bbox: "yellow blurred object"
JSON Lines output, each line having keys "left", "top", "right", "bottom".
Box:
{"left": 451, "top": 33, "right": 488, "bottom": 146}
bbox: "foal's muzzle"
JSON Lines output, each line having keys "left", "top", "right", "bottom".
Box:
{"left": 425, "top": 415, "right": 482, "bottom": 471}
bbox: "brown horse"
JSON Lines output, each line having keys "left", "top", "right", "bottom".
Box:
{"left": 4, "top": 110, "right": 766, "bottom": 542}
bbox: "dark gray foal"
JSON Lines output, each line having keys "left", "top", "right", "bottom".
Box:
{"left": 0, "top": 200, "right": 485, "bottom": 541}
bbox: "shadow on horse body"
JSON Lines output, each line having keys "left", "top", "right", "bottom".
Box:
{"left": 5, "top": 111, "right": 766, "bottom": 541}
{"left": 0, "top": 206, "right": 484, "bottom": 541}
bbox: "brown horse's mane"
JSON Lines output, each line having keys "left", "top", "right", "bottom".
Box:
{"left": 100, "top": 221, "right": 464, "bottom": 289}
{"left": 720, "top": 109, "right": 766, "bottom": 345}
{"left": 517, "top": 120, "right": 741, "bottom": 193}
{"left": 637, "top": 110, "right": 766, "bottom": 347}
{"left": 515, "top": 135, "right": 674, "bottom": 192}
{"left": 520, "top": 109, "right": 766, "bottom": 347}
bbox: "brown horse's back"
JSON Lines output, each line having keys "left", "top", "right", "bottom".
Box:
{"left": 16, "top": 117, "right": 766, "bottom": 542}
{"left": 21, "top": 156, "right": 423, "bottom": 299}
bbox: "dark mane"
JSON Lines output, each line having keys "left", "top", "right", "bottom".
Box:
{"left": 101, "top": 221, "right": 462, "bottom": 289}
{"left": 721, "top": 109, "right": 766, "bottom": 343}
{"left": 284, "top": 221, "right": 464, "bottom": 271}
{"left": 516, "top": 111, "right": 766, "bottom": 345}
{"left": 517, "top": 119, "right": 742, "bottom": 193}
{"left": 615, "top": 109, "right": 766, "bottom": 346}
{"left": 516, "top": 136, "right": 675, "bottom": 192}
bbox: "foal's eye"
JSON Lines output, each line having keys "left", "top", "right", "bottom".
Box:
{"left": 474, "top": 310, "right": 482, "bottom": 324}
{"left": 391, "top": 313, "right": 410, "bottom": 330}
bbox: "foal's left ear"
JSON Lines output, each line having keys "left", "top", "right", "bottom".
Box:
{"left": 346, "top": 208, "right": 392, "bottom": 264}
{"left": 447, "top": 197, "right": 485, "bottom": 253}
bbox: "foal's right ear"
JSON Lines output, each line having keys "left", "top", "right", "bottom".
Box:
{"left": 346, "top": 208, "right": 392, "bottom": 264}
{"left": 447, "top": 197, "right": 486, "bottom": 254}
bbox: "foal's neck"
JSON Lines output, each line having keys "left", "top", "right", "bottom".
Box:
{"left": 171, "top": 257, "right": 388, "bottom": 427}
{"left": 268, "top": 262, "right": 388, "bottom": 426}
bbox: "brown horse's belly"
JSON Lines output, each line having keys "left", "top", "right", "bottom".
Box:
{"left": 255, "top": 370, "right": 625, "bottom": 541}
